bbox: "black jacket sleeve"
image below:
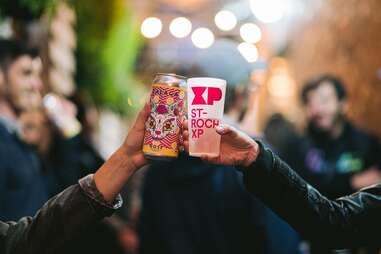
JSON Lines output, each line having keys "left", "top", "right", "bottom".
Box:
{"left": 241, "top": 142, "right": 381, "bottom": 248}
{"left": 0, "top": 175, "right": 122, "bottom": 254}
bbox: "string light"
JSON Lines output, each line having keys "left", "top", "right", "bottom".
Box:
{"left": 169, "top": 17, "right": 192, "bottom": 38}
{"left": 238, "top": 42, "right": 258, "bottom": 63}
{"left": 240, "top": 23, "right": 262, "bottom": 43}
{"left": 250, "top": 0, "right": 285, "bottom": 23}
{"left": 214, "top": 10, "right": 237, "bottom": 31}
{"left": 191, "top": 28, "right": 215, "bottom": 49}
{"left": 141, "top": 17, "right": 162, "bottom": 38}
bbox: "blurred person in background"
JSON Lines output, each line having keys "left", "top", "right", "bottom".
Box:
{"left": 223, "top": 82, "right": 248, "bottom": 127}
{"left": 0, "top": 39, "right": 89, "bottom": 220}
{"left": 0, "top": 103, "right": 151, "bottom": 254}
{"left": 297, "top": 75, "right": 381, "bottom": 254}
{"left": 264, "top": 114, "right": 300, "bottom": 159}
{"left": 19, "top": 97, "right": 85, "bottom": 196}
{"left": 262, "top": 113, "right": 303, "bottom": 254}
{"left": 35, "top": 91, "right": 127, "bottom": 254}
{"left": 0, "top": 38, "right": 127, "bottom": 253}
{"left": 263, "top": 113, "right": 304, "bottom": 180}
{"left": 0, "top": 39, "right": 49, "bottom": 221}
{"left": 299, "top": 75, "right": 381, "bottom": 198}
{"left": 43, "top": 93, "right": 127, "bottom": 254}
{"left": 138, "top": 78, "right": 266, "bottom": 254}
{"left": 40, "top": 93, "right": 103, "bottom": 196}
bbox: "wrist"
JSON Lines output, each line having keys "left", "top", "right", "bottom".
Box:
{"left": 94, "top": 147, "right": 138, "bottom": 202}
{"left": 238, "top": 140, "right": 274, "bottom": 177}
{"left": 116, "top": 146, "right": 139, "bottom": 173}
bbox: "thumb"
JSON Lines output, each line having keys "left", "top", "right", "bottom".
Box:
{"left": 216, "top": 124, "right": 238, "bottom": 138}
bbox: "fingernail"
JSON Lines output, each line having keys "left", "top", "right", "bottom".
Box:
{"left": 216, "top": 126, "right": 224, "bottom": 132}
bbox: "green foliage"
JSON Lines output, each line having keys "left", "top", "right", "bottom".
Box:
{"left": 0, "top": 0, "right": 57, "bottom": 19}
{"left": 101, "top": 12, "right": 146, "bottom": 113}
{"left": 18, "top": 0, "right": 55, "bottom": 14}
{"left": 74, "top": 0, "right": 146, "bottom": 115}
{"left": 0, "top": 0, "right": 146, "bottom": 115}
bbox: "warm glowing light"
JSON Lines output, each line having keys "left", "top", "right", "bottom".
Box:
{"left": 191, "top": 28, "right": 215, "bottom": 49}
{"left": 240, "top": 23, "right": 262, "bottom": 43}
{"left": 250, "top": 0, "right": 285, "bottom": 23}
{"left": 237, "top": 42, "right": 258, "bottom": 63}
{"left": 214, "top": 10, "right": 237, "bottom": 31}
{"left": 169, "top": 17, "right": 192, "bottom": 38}
{"left": 268, "top": 73, "right": 294, "bottom": 97}
{"left": 141, "top": 17, "right": 162, "bottom": 38}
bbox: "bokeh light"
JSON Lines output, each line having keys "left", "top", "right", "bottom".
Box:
{"left": 268, "top": 72, "right": 295, "bottom": 98}
{"left": 237, "top": 42, "right": 258, "bottom": 63}
{"left": 191, "top": 28, "right": 215, "bottom": 49}
{"left": 141, "top": 17, "right": 162, "bottom": 39}
{"left": 240, "top": 23, "right": 262, "bottom": 43}
{"left": 214, "top": 10, "right": 237, "bottom": 31}
{"left": 169, "top": 17, "right": 192, "bottom": 38}
{"left": 250, "top": 0, "right": 285, "bottom": 23}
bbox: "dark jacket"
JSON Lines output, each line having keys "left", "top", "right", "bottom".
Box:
{"left": 40, "top": 134, "right": 123, "bottom": 254}
{"left": 0, "top": 175, "right": 121, "bottom": 254}
{"left": 296, "top": 122, "right": 381, "bottom": 198}
{"left": 242, "top": 142, "right": 381, "bottom": 248}
{"left": 42, "top": 133, "right": 104, "bottom": 197}
{"left": 139, "top": 153, "right": 266, "bottom": 254}
{"left": 0, "top": 119, "right": 49, "bottom": 221}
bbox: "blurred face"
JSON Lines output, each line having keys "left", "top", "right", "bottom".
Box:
{"left": 4, "top": 55, "right": 43, "bottom": 112}
{"left": 305, "top": 82, "right": 345, "bottom": 131}
{"left": 19, "top": 110, "right": 49, "bottom": 146}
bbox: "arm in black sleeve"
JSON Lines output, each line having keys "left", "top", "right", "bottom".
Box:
{"left": 1, "top": 175, "right": 122, "bottom": 254}
{"left": 297, "top": 167, "right": 354, "bottom": 198}
{"left": 241, "top": 142, "right": 381, "bottom": 248}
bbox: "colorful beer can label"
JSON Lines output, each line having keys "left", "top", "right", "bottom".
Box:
{"left": 143, "top": 84, "right": 185, "bottom": 158}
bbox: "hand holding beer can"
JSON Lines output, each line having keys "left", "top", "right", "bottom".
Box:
{"left": 187, "top": 77, "right": 226, "bottom": 157}
{"left": 142, "top": 73, "right": 186, "bottom": 161}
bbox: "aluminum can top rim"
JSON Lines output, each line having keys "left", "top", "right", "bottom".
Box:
{"left": 155, "top": 73, "right": 187, "bottom": 80}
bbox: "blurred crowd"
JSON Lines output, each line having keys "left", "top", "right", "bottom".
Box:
{"left": 1, "top": 35, "right": 381, "bottom": 254}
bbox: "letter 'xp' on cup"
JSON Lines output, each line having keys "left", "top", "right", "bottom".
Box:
{"left": 143, "top": 73, "right": 187, "bottom": 161}
{"left": 187, "top": 77, "right": 226, "bottom": 157}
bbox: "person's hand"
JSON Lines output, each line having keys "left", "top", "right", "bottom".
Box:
{"left": 351, "top": 167, "right": 381, "bottom": 190}
{"left": 94, "top": 103, "right": 150, "bottom": 202}
{"left": 118, "top": 225, "right": 139, "bottom": 254}
{"left": 181, "top": 120, "right": 260, "bottom": 167}
{"left": 121, "top": 103, "right": 150, "bottom": 170}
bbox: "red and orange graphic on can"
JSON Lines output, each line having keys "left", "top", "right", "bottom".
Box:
{"left": 143, "top": 74, "right": 186, "bottom": 160}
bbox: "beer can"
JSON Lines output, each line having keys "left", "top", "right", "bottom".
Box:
{"left": 143, "top": 73, "right": 187, "bottom": 161}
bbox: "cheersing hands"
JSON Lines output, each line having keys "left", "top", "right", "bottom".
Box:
{"left": 113, "top": 102, "right": 261, "bottom": 171}
{"left": 122, "top": 103, "right": 260, "bottom": 168}
{"left": 181, "top": 120, "right": 260, "bottom": 167}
